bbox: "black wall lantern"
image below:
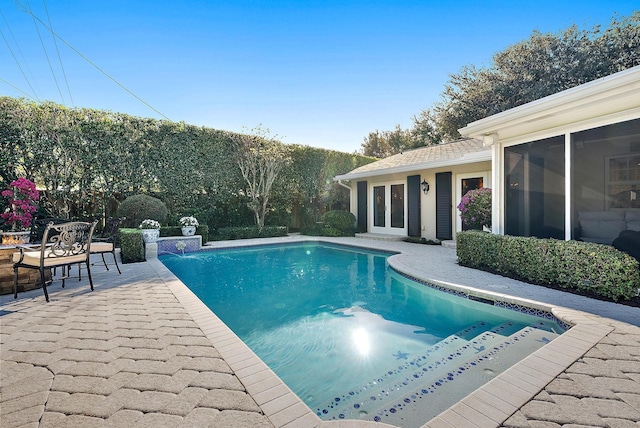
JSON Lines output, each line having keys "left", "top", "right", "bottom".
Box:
{"left": 421, "top": 179, "right": 429, "bottom": 195}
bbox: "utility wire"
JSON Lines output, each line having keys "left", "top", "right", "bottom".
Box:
{"left": 25, "top": 0, "right": 65, "bottom": 104}
{"left": 0, "top": 6, "right": 39, "bottom": 99}
{"left": 42, "top": 0, "right": 73, "bottom": 105}
{"left": 0, "top": 76, "right": 37, "bottom": 100}
{"left": 15, "top": 0, "right": 170, "bottom": 120}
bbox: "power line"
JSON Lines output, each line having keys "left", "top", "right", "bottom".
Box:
{"left": 15, "top": 0, "right": 170, "bottom": 121}
{"left": 42, "top": 0, "right": 73, "bottom": 105}
{"left": 0, "top": 76, "right": 37, "bottom": 100}
{"left": 0, "top": 6, "right": 39, "bottom": 99}
{"left": 25, "top": 0, "right": 65, "bottom": 104}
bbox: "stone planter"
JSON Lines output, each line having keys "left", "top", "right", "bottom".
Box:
{"left": 181, "top": 226, "right": 196, "bottom": 236}
{"left": 141, "top": 229, "right": 160, "bottom": 243}
{"left": 1, "top": 231, "right": 30, "bottom": 246}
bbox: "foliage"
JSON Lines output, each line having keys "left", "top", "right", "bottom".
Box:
{"left": 212, "top": 226, "right": 288, "bottom": 241}
{"left": 178, "top": 216, "right": 199, "bottom": 227}
{"left": 457, "top": 188, "right": 492, "bottom": 230}
{"left": 403, "top": 237, "right": 441, "bottom": 245}
{"left": 322, "top": 210, "right": 356, "bottom": 236}
{"left": 1, "top": 177, "right": 40, "bottom": 230}
{"left": 117, "top": 194, "right": 168, "bottom": 226}
{"left": 362, "top": 11, "right": 640, "bottom": 156}
{"left": 119, "top": 228, "right": 145, "bottom": 263}
{"left": 139, "top": 219, "right": 161, "bottom": 229}
{"left": 0, "top": 97, "right": 374, "bottom": 231}
{"left": 456, "top": 231, "right": 640, "bottom": 301}
{"left": 232, "top": 126, "right": 291, "bottom": 231}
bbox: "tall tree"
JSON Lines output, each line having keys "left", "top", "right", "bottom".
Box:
{"left": 364, "top": 11, "right": 640, "bottom": 155}
{"left": 361, "top": 125, "right": 413, "bottom": 158}
{"left": 232, "top": 126, "right": 291, "bottom": 231}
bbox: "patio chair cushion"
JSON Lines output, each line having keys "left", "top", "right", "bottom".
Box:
{"left": 626, "top": 211, "right": 640, "bottom": 231}
{"left": 579, "top": 211, "right": 626, "bottom": 244}
{"left": 13, "top": 250, "right": 87, "bottom": 267}
{"left": 90, "top": 242, "right": 114, "bottom": 252}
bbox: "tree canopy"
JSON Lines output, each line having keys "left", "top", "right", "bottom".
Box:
{"left": 361, "top": 11, "right": 640, "bottom": 158}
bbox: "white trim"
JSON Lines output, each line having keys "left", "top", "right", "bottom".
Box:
{"left": 459, "top": 66, "right": 640, "bottom": 137}
{"left": 564, "top": 133, "right": 572, "bottom": 241}
{"left": 455, "top": 172, "right": 491, "bottom": 233}
{"left": 370, "top": 181, "right": 408, "bottom": 236}
{"left": 496, "top": 106, "right": 640, "bottom": 149}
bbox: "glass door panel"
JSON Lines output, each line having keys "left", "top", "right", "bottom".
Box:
{"left": 373, "top": 186, "right": 385, "bottom": 227}
{"left": 391, "top": 184, "right": 404, "bottom": 228}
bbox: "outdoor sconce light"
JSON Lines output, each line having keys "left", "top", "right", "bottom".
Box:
{"left": 421, "top": 179, "right": 429, "bottom": 195}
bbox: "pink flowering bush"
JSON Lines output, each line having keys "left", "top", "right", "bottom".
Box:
{"left": 457, "top": 187, "right": 491, "bottom": 230}
{"left": 1, "top": 178, "right": 40, "bottom": 230}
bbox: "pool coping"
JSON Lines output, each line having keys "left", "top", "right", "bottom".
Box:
{"left": 149, "top": 237, "right": 614, "bottom": 428}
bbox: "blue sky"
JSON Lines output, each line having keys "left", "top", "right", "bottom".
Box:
{"left": 1, "top": 1, "right": 637, "bottom": 153}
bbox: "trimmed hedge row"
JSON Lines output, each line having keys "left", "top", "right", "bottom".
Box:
{"left": 300, "top": 210, "right": 356, "bottom": 237}
{"left": 119, "top": 228, "right": 145, "bottom": 264}
{"left": 456, "top": 231, "right": 640, "bottom": 301}
{"left": 212, "top": 226, "right": 288, "bottom": 241}
{"left": 160, "top": 225, "right": 209, "bottom": 243}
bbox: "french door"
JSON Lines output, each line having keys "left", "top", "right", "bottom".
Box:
{"left": 371, "top": 182, "right": 406, "bottom": 235}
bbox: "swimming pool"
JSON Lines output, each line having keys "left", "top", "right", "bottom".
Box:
{"left": 160, "top": 242, "right": 565, "bottom": 427}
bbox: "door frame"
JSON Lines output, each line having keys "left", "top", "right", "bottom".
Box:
{"left": 370, "top": 181, "right": 407, "bottom": 235}
{"left": 455, "top": 171, "right": 491, "bottom": 233}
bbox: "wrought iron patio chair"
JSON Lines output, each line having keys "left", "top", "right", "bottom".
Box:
{"left": 29, "top": 217, "right": 69, "bottom": 243}
{"left": 13, "top": 221, "right": 98, "bottom": 302}
{"left": 90, "top": 217, "right": 125, "bottom": 274}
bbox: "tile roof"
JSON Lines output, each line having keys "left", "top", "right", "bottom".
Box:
{"left": 335, "top": 138, "right": 490, "bottom": 180}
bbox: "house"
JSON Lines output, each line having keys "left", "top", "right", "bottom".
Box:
{"left": 335, "top": 65, "right": 640, "bottom": 243}
{"left": 334, "top": 139, "right": 492, "bottom": 240}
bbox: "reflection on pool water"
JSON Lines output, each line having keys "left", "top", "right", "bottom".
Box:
{"left": 159, "top": 243, "right": 565, "bottom": 427}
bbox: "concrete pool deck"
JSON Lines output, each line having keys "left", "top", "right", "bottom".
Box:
{"left": 1, "top": 235, "right": 639, "bottom": 427}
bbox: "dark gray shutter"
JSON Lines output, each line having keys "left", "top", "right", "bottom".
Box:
{"left": 407, "top": 175, "right": 421, "bottom": 237}
{"left": 357, "top": 181, "right": 367, "bottom": 233}
{"left": 436, "top": 172, "right": 452, "bottom": 240}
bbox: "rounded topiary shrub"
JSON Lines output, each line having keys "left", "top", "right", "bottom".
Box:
{"left": 322, "top": 210, "right": 356, "bottom": 236}
{"left": 117, "top": 194, "right": 168, "bottom": 226}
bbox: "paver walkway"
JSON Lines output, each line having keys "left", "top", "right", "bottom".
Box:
{"left": 1, "top": 261, "right": 272, "bottom": 427}
{"left": 1, "top": 236, "right": 640, "bottom": 427}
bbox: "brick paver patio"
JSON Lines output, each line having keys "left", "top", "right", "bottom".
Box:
{"left": 2, "top": 236, "right": 639, "bottom": 427}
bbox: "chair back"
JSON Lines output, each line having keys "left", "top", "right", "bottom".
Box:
{"left": 41, "top": 221, "right": 98, "bottom": 260}
{"left": 100, "top": 217, "right": 125, "bottom": 244}
{"left": 30, "top": 217, "right": 69, "bottom": 243}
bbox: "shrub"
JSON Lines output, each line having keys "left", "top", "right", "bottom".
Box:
{"left": 119, "top": 228, "right": 145, "bottom": 263}
{"left": 320, "top": 227, "right": 342, "bottom": 237}
{"left": 213, "top": 226, "right": 288, "bottom": 241}
{"left": 117, "top": 194, "right": 168, "bottom": 226}
{"left": 457, "top": 188, "right": 491, "bottom": 230}
{"left": 300, "top": 223, "right": 324, "bottom": 236}
{"left": 321, "top": 210, "right": 356, "bottom": 236}
{"left": 160, "top": 225, "right": 209, "bottom": 242}
{"left": 456, "top": 231, "right": 640, "bottom": 301}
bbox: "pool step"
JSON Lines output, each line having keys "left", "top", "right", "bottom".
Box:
{"left": 321, "top": 326, "right": 559, "bottom": 426}
{"left": 370, "top": 326, "right": 558, "bottom": 427}
{"left": 314, "top": 322, "right": 506, "bottom": 417}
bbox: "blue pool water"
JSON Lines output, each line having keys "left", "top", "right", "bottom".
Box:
{"left": 160, "top": 243, "right": 564, "bottom": 426}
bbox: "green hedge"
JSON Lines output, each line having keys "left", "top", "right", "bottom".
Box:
{"left": 456, "top": 231, "right": 640, "bottom": 301}
{"left": 160, "top": 225, "right": 209, "bottom": 243}
{"left": 322, "top": 210, "right": 356, "bottom": 235}
{"left": 119, "top": 228, "right": 145, "bottom": 263}
{"left": 212, "top": 226, "right": 288, "bottom": 241}
{"left": 300, "top": 210, "right": 356, "bottom": 237}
